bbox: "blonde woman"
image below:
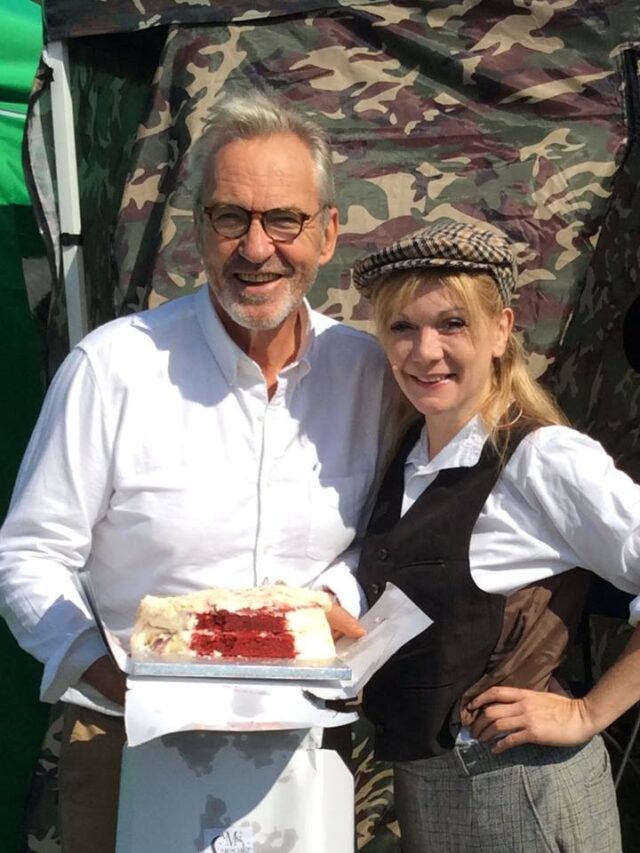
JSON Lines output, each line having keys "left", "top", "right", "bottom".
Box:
{"left": 352, "top": 221, "right": 640, "bottom": 852}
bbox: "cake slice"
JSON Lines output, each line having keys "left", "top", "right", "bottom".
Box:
{"left": 131, "top": 585, "right": 336, "bottom": 661}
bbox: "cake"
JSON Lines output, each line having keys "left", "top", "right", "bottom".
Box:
{"left": 131, "top": 585, "right": 336, "bottom": 661}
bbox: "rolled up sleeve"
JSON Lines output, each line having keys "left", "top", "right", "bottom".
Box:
{"left": 0, "top": 348, "right": 114, "bottom": 701}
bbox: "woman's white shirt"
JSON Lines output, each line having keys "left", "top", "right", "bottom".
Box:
{"left": 402, "top": 416, "right": 640, "bottom": 623}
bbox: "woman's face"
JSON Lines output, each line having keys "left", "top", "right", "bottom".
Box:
{"left": 382, "top": 280, "right": 513, "bottom": 449}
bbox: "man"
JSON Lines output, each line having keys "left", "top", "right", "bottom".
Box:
{"left": 0, "top": 93, "right": 386, "bottom": 852}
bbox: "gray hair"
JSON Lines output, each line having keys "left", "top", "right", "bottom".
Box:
{"left": 192, "top": 91, "right": 336, "bottom": 210}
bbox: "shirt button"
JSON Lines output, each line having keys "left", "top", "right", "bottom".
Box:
{"left": 377, "top": 547, "right": 389, "bottom": 561}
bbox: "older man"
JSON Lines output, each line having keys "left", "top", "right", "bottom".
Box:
{"left": 0, "top": 93, "right": 386, "bottom": 853}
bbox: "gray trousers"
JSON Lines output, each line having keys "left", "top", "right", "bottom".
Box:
{"left": 393, "top": 736, "right": 621, "bottom": 853}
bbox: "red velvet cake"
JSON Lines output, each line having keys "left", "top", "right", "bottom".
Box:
{"left": 131, "top": 585, "right": 336, "bottom": 661}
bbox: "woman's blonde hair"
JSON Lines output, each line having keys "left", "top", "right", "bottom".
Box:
{"left": 369, "top": 269, "right": 568, "bottom": 456}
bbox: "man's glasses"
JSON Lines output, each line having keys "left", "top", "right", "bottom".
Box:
{"left": 201, "top": 204, "right": 325, "bottom": 242}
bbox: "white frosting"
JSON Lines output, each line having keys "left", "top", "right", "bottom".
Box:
{"left": 131, "top": 585, "right": 335, "bottom": 661}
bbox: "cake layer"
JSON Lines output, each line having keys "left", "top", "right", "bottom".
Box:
{"left": 131, "top": 585, "right": 336, "bottom": 662}
{"left": 194, "top": 611, "right": 287, "bottom": 633}
{"left": 190, "top": 609, "right": 296, "bottom": 658}
{"left": 189, "top": 630, "right": 296, "bottom": 659}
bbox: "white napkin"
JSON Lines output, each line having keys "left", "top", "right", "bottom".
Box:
{"left": 309, "top": 583, "right": 433, "bottom": 701}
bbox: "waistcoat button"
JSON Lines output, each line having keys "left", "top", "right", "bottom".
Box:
{"left": 377, "top": 547, "right": 389, "bottom": 560}
{"left": 371, "top": 583, "right": 380, "bottom": 597}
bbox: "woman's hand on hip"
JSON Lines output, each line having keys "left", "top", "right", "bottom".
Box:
{"left": 466, "top": 686, "right": 597, "bottom": 753}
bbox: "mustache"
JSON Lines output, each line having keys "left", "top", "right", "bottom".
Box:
{"left": 223, "top": 260, "right": 293, "bottom": 278}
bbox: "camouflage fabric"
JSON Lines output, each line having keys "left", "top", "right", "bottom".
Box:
{"left": 23, "top": 703, "right": 63, "bottom": 853}
{"left": 354, "top": 720, "right": 399, "bottom": 852}
{"left": 21, "top": 2, "right": 640, "bottom": 852}
{"left": 107, "top": 5, "right": 629, "bottom": 372}
{"left": 33, "top": 3, "right": 638, "bottom": 387}
{"left": 43, "top": 0, "right": 389, "bottom": 40}
{"left": 547, "top": 49, "right": 640, "bottom": 480}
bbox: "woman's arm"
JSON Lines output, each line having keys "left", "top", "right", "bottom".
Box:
{"left": 468, "top": 623, "right": 640, "bottom": 752}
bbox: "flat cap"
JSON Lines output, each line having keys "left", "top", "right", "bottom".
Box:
{"left": 352, "top": 220, "right": 518, "bottom": 306}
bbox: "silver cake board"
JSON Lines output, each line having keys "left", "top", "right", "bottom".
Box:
{"left": 115, "top": 728, "right": 354, "bottom": 853}
{"left": 129, "top": 655, "right": 351, "bottom": 681}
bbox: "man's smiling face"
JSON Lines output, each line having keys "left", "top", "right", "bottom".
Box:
{"left": 197, "top": 132, "right": 338, "bottom": 333}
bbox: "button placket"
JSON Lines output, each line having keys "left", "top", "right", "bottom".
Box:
{"left": 254, "top": 388, "right": 289, "bottom": 582}
{"left": 251, "top": 392, "right": 271, "bottom": 585}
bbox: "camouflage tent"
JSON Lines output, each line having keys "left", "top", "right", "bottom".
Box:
{"left": 22, "top": 0, "right": 640, "bottom": 850}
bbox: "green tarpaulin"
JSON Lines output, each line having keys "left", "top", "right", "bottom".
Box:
{"left": 0, "top": 4, "right": 50, "bottom": 853}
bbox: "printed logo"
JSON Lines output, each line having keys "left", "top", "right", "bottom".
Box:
{"left": 205, "top": 827, "right": 255, "bottom": 853}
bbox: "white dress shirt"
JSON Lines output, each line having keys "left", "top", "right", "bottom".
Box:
{"left": 0, "top": 285, "right": 386, "bottom": 711}
{"left": 402, "top": 416, "right": 640, "bottom": 621}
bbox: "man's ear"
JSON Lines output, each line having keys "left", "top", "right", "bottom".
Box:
{"left": 318, "top": 206, "right": 339, "bottom": 267}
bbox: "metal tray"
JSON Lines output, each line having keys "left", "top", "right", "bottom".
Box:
{"left": 129, "top": 655, "right": 351, "bottom": 681}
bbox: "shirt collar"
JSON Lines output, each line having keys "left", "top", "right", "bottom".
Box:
{"left": 292, "top": 299, "right": 313, "bottom": 377}
{"left": 195, "top": 284, "right": 313, "bottom": 386}
{"left": 406, "top": 415, "right": 490, "bottom": 476}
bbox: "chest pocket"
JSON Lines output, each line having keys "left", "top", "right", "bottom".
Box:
{"left": 306, "top": 472, "right": 373, "bottom": 561}
{"left": 109, "top": 464, "right": 249, "bottom": 563}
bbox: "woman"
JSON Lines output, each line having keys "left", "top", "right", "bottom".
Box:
{"left": 351, "top": 220, "right": 640, "bottom": 852}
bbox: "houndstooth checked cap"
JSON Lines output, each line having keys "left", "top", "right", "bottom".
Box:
{"left": 352, "top": 220, "right": 518, "bottom": 306}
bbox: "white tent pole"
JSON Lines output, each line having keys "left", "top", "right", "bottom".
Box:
{"left": 43, "top": 40, "right": 88, "bottom": 346}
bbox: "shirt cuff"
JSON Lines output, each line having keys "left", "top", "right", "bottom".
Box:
{"left": 40, "top": 628, "right": 109, "bottom": 705}
{"left": 628, "top": 595, "right": 640, "bottom": 627}
{"left": 59, "top": 684, "right": 125, "bottom": 717}
{"left": 313, "top": 564, "right": 368, "bottom": 619}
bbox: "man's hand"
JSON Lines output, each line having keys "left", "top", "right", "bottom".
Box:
{"left": 467, "top": 686, "right": 596, "bottom": 753}
{"left": 326, "top": 602, "right": 366, "bottom": 640}
{"left": 82, "top": 655, "right": 127, "bottom": 706}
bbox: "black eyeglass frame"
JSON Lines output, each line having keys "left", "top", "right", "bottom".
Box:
{"left": 200, "top": 203, "right": 327, "bottom": 242}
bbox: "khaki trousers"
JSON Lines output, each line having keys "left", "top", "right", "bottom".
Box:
{"left": 58, "top": 705, "right": 126, "bottom": 853}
